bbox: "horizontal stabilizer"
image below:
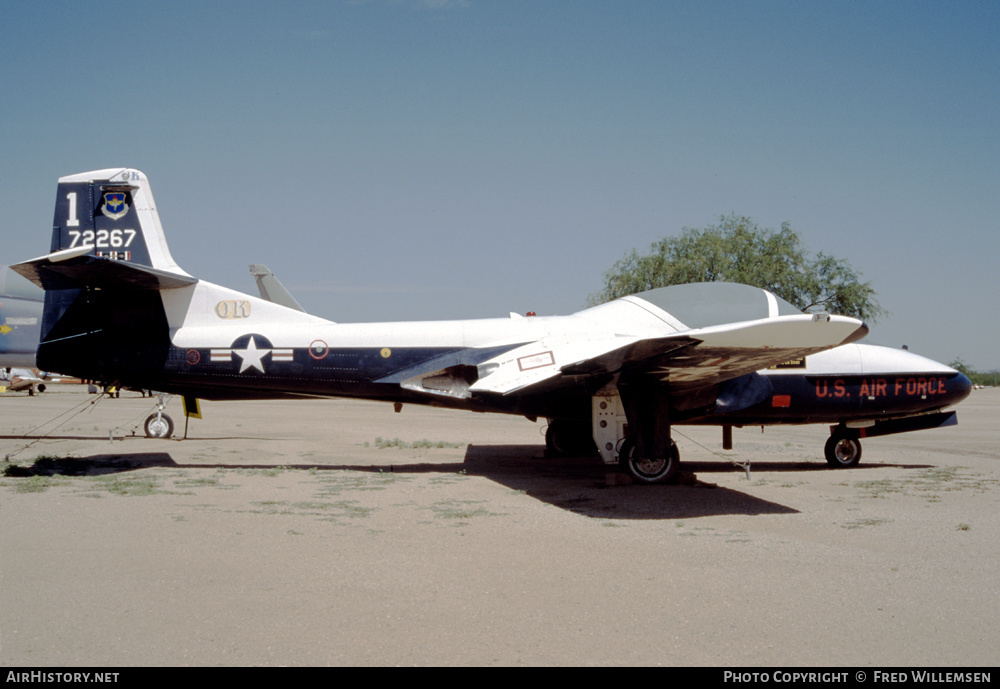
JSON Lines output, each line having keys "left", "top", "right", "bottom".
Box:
{"left": 12, "top": 252, "right": 197, "bottom": 291}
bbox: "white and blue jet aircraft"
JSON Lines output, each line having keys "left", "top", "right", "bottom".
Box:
{"left": 12, "top": 169, "right": 972, "bottom": 483}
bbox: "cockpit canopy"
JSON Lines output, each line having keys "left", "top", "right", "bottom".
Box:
{"left": 632, "top": 282, "right": 802, "bottom": 328}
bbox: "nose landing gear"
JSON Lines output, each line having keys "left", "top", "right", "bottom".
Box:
{"left": 824, "top": 431, "right": 862, "bottom": 467}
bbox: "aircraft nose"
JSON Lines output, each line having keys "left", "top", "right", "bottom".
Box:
{"left": 855, "top": 344, "right": 974, "bottom": 410}
{"left": 948, "top": 372, "right": 973, "bottom": 406}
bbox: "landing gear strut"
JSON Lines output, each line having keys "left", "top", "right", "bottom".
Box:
{"left": 615, "top": 376, "right": 680, "bottom": 484}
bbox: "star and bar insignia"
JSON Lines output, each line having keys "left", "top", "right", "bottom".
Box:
{"left": 206, "top": 334, "right": 293, "bottom": 374}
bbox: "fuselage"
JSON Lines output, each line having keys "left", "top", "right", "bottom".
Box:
{"left": 37, "top": 277, "right": 971, "bottom": 429}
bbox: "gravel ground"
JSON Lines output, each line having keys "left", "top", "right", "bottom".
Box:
{"left": 1, "top": 387, "right": 997, "bottom": 666}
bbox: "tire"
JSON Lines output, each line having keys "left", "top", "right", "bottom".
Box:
{"left": 144, "top": 413, "right": 174, "bottom": 439}
{"left": 618, "top": 436, "right": 680, "bottom": 484}
{"left": 545, "top": 419, "right": 597, "bottom": 457}
{"left": 824, "top": 433, "right": 862, "bottom": 468}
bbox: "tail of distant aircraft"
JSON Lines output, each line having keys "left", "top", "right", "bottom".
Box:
{"left": 0, "top": 265, "right": 44, "bottom": 368}
{"left": 12, "top": 169, "right": 197, "bottom": 383}
{"left": 250, "top": 264, "right": 305, "bottom": 312}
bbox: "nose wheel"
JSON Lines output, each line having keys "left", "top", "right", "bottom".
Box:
{"left": 824, "top": 432, "right": 862, "bottom": 467}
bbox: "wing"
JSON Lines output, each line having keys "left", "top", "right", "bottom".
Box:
{"left": 468, "top": 313, "right": 868, "bottom": 397}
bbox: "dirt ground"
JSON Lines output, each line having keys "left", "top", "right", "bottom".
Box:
{"left": 1, "top": 386, "right": 997, "bottom": 666}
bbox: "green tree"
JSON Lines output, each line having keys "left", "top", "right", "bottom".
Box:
{"left": 590, "top": 214, "right": 888, "bottom": 323}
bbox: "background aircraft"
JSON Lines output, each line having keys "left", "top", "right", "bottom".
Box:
{"left": 0, "top": 265, "right": 43, "bottom": 369}
{"left": 1, "top": 368, "right": 46, "bottom": 394}
{"left": 0, "top": 367, "right": 79, "bottom": 395}
{"left": 12, "top": 169, "right": 971, "bottom": 483}
{"left": 0, "top": 264, "right": 50, "bottom": 394}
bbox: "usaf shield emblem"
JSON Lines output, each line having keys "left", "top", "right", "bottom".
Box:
{"left": 101, "top": 192, "right": 129, "bottom": 220}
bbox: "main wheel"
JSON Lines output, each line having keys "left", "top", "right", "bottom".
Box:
{"left": 545, "top": 419, "right": 597, "bottom": 457}
{"left": 824, "top": 433, "right": 862, "bottom": 467}
{"left": 618, "top": 436, "right": 680, "bottom": 484}
{"left": 144, "top": 412, "right": 174, "bottom": 439}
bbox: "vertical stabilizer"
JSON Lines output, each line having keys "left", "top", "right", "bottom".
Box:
{"left": 11, "top": 169, "right": 191, "bottom": 382}
{"left": 249, "top": 264, "right": 306, "bottom": 312}
{"left": 50, "top": 168, "right": 188, "bottom": 275}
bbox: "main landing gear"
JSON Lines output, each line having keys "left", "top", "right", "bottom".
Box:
{"left": 587, "top": 381, "right": 683, "bottom": 485}
{"left": 548, "top": 411, "right": 682, "bottom": 484}
{"left": 618, "top": 436, "right": 680, "bottom": 484}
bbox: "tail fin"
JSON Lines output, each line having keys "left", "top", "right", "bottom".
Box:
{"left": 49, "top": 168, "right": 189, "bottom": 276}
{"left": 12, "top": 169, "right": 193, "bottom": 381}
{"left": 15, "top": 168, "right": 195, "bottom": 291}
{"left": 249, "top": 264, "right": 305, "bottom": 312}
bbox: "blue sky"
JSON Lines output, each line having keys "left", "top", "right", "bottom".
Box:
{"left": 3, "top": 0, "right": 998, "bottom": 369}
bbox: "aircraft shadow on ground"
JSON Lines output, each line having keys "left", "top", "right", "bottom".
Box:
{"left": 5, "top": 446, "right": 799, "bottom": 519}
{"left": 458, "top": 444, "right": 800, "bottom": 519}
{"left": 4, "top": 453, "right": 178, "bottom": 477}
{"left": 1, "top": 445, "right": 934, "bottom": 520}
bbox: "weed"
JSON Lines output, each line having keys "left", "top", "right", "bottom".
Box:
{"left": 174, "top": 476, "right": 221, "bottom": 488}
{"left": 315, "top": 471, "right": 404, "bottom": 496}
{"left": 854, "top": 467, "right": 997, "bottom": 501}
{"left": 428, "top": 473, "right": 469, "bottom": 485}
{"left": 842, "top": 518, "right": 891, "bottom": 529}
{"left": 292, "top": 500, "right": 373, "bottom": 518}
{"left": 249, "top": 500, "right": 289, "bottom": 514}
{"left": 94, "top": 474, "right": 163, "bottom": 496}
{"left": 854, "top": 479, "right": 904, "bottom": 498}
{"left": 431, "top": 499, "right": 498, "bottom": 521}
{"left": 371, "top": 437, "right": 464, "bottom": 449}
{"left": 8, "top": 475, "right": 64, "bottom": 493}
